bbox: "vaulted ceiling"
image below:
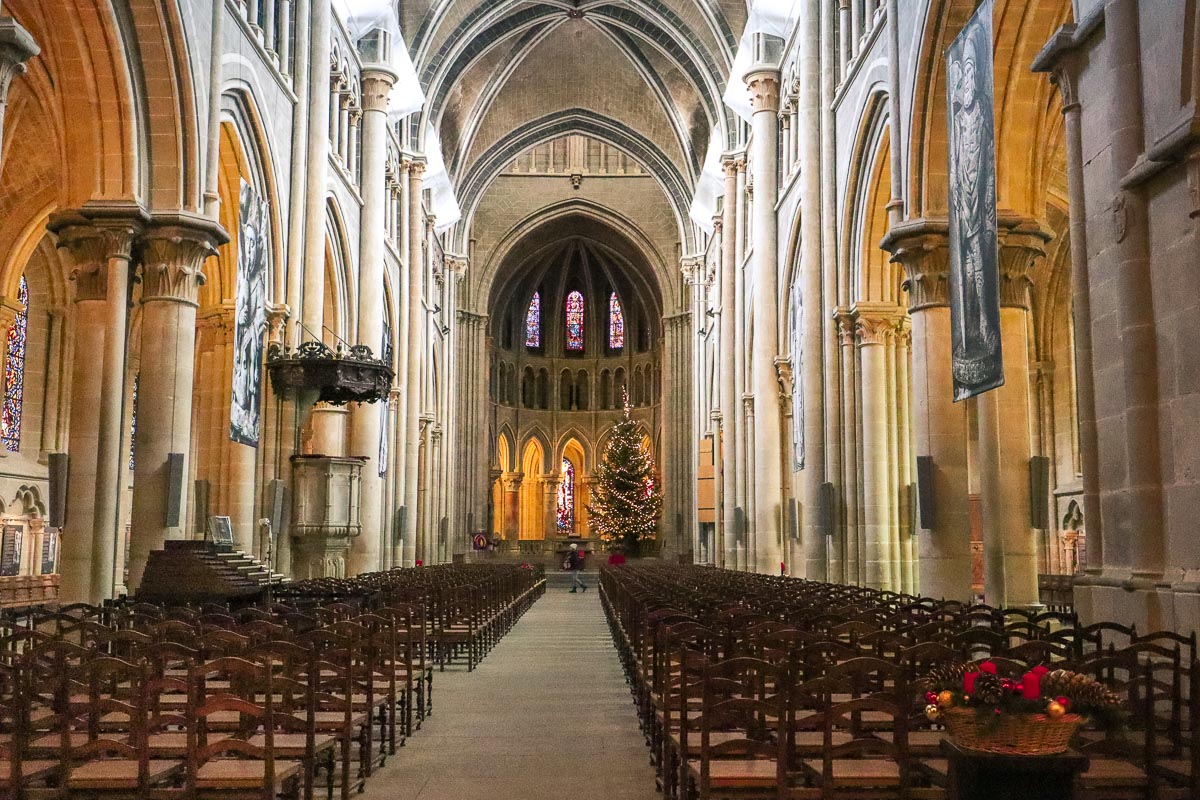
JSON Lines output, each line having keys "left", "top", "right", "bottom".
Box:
{"left": 404, "top": 1, "right": 747, "bottom": 251}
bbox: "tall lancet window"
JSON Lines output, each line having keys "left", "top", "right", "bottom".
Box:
{"left": 2, "top": 276, "right": 28, "bottom": 452}
{"left": 557, "top": 457, "right": 575, "bottom": 533}
{"left": 524, "top": 292, "right": 541, "bottom": 348}
{"left": 565, "top": 290, "right": 585, "bottom": 351}
{"left": 608, "top": 292, "right": 625, "bottom": 350}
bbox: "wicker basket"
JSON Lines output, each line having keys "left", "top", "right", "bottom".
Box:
{"left": 941, "top": 708, "right": 1083, "bottom": 755}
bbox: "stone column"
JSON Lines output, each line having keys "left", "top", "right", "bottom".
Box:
{"left": 719, "top": 157, "right": 739, "bottom": 570}
{"left": 836, "top": 308, "right": 861, "bottom": 584}
{"left": 745, "top": 65, "right": 783, "bottom": 574}
{"left": 300, "top": 0, "right": 332, "bottom": 340}
{"left": 733, "top": 159, "right": 748, "bottom": 570}
{"left": 884, "top": 220, "right": 972, "bottom": 600}
{"left": 501, "top": 472, "right": 521, "bottom": 547}
{"left": 401, "top": 162, "right": 425, "bottom": 567}
{"left": 977, "top": 218, "right": 1049, "bottom": 607}
{"left": 49, "top": 204, "right": 146, "bottom": 604}
{"left": 796, "top": 0, "right": 826, "bottom": 581}
{"left": 346, "top": 65, "right": 396, "bottom": 576}
{"left": 854, "top": 303, "right": 901, "bottom": 590}
{"left": 0, "top": 15, "right": 37, "bottom": 167}
{"left": 127, "top": 215, "right": 226, "bottom": 592}
{"left": 542, "top": 474, "right": 560, "bottom": 541}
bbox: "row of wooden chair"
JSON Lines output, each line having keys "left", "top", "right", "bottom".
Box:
{"left": 0, "top": 563, "right": 546, "bottom": 800}
{"left": 600, "top": 563, "right": 1198, "bottom": 800}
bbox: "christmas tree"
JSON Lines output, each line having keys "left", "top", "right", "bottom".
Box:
{"left": 588, "top": 393, "right": 663, "bottom": 555}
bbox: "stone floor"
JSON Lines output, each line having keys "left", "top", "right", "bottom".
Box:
{"left": 361, "top": 583, "right": 660, "bottom": 800}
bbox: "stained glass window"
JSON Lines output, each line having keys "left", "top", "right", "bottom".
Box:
{"left": 524, "top": 292, "right": 541, "bottom": 348}
{"left": 608, "top": 292, "right": 625, "bottom": 350}
{"left": 1, "top": 276, "right": 28, "bottom": 452}
{"left": 557, "top": 457, "right": 575, "bottom": 533}
{"left": 129, "top": 374, "right": 139, "bottom": 471}
{"left": 566, "top": 290, "right": 585, "bottom": 351}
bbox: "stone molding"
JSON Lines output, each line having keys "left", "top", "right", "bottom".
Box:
{"left": 138, "top": 213, "right": 228, "bottom": 306}
{"left": 500, "top": 472, "right": 522, "bottom": 492}
{"left": 744, "top": 67, "right": 781, "bottom": 114}
{"left": 0, "top": 17, "right": 38, "bottom": 128}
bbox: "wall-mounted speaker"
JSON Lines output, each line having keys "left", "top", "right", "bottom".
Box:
{"left": 1029, "top": 456, "right": 1051, "bottom": 529}
{"left": 48, "top": 453, "right": 68, "bottom": 528}
{"left": 193, "top": 479, "right": 211, "bottom": 535}
{"left": 165, "top": 453, "right": 185, "bottom": 527}
{"left": 916, "top": 456, "right": 936, "bottom": 530}
{"left": 817, "top": 482, "right": 836, "bottom": 537}
{"left": 268, "top": 479, "right": 288, "bottom": 537}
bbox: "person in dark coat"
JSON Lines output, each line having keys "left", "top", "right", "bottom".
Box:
{"left": 566, "top": 543, "right": 587, "bottom": 593}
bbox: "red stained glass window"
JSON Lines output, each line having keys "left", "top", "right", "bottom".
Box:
{"left": 609, "top": 292, "right": 625, "bottom": 350}
{"left": 2, "top": 276, "right": 27, "bottom": 452}
{"left": 557, "top": 457, "right": 575, "bottom": 532}
{"left": 524, "top": 292, "right": 541, "bottom": 348}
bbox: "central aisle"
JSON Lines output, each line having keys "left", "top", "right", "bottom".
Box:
{"left": 362, "top": 586, "right": 660, "bottom": 800}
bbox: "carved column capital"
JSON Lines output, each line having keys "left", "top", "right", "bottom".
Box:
{"left": 852, "top": 303, "right": 902, "bottom": 347}
{"left": 744, "top": 67, "right": 781, "bottom": 114}
{"left": 360, "top": 66, "right": 397, "bottom": 113}
{"left": 834, "top": 307, "right": 857, "bottom": 347}
{"left": 500, "top": 471, "right": 523, "bottom": 492}
{"left": 996, "top": 213, "right": 1051, "bottom": 309}
{"left": 137, "top": 213, "right": 228, "bottom": 306}
{"left": 48, "top": 202, "right": 150, "bottom": 303}
{"left": 774, "top": 355, "right": 794, "bottom": 402}
{"left": 264, "top": 302, "right": 290, "bottom": 344}
{"left": 881, "top": 217, "right": 951, "bottom": 312}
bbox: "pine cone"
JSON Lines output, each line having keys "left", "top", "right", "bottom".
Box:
{"left": 973, "top": 672, "right": 1005, "bottom": 706}
{"left": 1040, "top": 669, "right": 1072, "bottom": 698}
{"left": 920, "top": 661, "right": 976, "bottom": 692}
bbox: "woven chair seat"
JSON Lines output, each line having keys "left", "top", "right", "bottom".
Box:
{"left": 686, "top": 758, "right": 780, "bottom": 788}
{"left": 195, "top": 758, "right": 303, "bottom": 789}
{"left": 67, "top": 758, "right": 183, "bottom": 790}
{"left": 802, "top": 757, "right": 901, "bottom": 787}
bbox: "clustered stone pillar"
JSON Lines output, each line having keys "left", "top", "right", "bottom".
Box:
{"left": 49, "top": 203, "right": 147, "bottom": 604}
{"left": 745, "top": 64, "right": 783, "bottom": 574}
{"left": 719, "top": 157, "right": 739, "bottom": 570}
{"left": 853, "top": 303, "right": 901, "bottom": 590}
{"left": 127, "top": 215, "right": 227, "bottom": 592}
{"left": 347, "top": 64, "right": 396, "bottom": 576}
{"left": 401, "top": 162, "right": 425, "bottom": 567}
{"left": 977, "top": 217, "right": 1048, "bottom": 608}
{"left": 300, "top": 0, "right": 332, "bottom": 341}
{"left": 884, "top": 220, "right": 972, "bottom": 601}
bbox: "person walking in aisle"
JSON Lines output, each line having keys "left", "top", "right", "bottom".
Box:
{"left": 566, "top": 543, "right": 587, "bottom": 592}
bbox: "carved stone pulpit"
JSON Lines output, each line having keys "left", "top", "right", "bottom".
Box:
{"left": 289, "top": 455, "right": 365, "bottom": 579}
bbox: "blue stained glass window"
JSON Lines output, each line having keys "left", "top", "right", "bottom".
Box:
{"left": 524, "top": 292, "right": 541, "bottom": 348}
{"left": 608, "top": 292, "right": 625, "bottom": 350}
{"left": 2, "top": 276, "right": 28, "bottom": 452}
{"left": 557, "top": 457, "right": 575, "bottom": 532}
{"left": 566, "top": 290, "right": 585, "bottom": 351}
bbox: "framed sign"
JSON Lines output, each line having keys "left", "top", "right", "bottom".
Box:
{"left": 0, "top": 525, "right": 21, "bottom": 576}
{"left": 207, "top": 515, "right": 235, "bottom": 547}
{"left": 40, "top": 527, "right": 58, "bottom": 574}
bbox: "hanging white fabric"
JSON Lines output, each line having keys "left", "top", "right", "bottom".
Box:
{"left": 331, "top": 0, "right": 425, "bottom": 120}
{"left": 722, "top": 0, "right": 801, "bottom": 123}
{"left": 423, "top": 122, "right": 462, "bottom": 232}
{"left": 688, "top": 125, "right": 727, "bottom": 233}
